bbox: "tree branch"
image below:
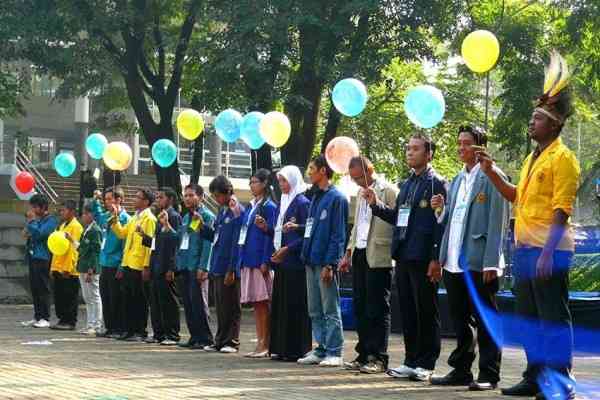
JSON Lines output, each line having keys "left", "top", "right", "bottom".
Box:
{"left": 153, "top": 13, "right": 166, "bottom": 85}
{"left": 139, "top": 53, "right": 163, "bottom": 96}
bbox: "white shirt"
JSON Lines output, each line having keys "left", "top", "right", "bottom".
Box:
{"left": 355, "top": 186, "right": 374, "bottom": 249}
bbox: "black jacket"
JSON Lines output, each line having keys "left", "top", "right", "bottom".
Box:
{"left": 142, "top": 207, "right": 182, "bottom": 275}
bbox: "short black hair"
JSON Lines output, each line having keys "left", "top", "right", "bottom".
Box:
{"left": 82, "top": 204, "right": 94, "bottom": 214}
{"left": 458, "top": 125, "right": 488, "bottom": 147}
{"left": 410, "top": 133, "right": 436, "bottom": 158}
{"left": 185, "top": 183, "right": 204, "bottom": 197}
{"left": 137, "top": 188, "right": 155, "bottom": 206}
{"left": 159, "top": 187, "right": 178, "bottom": 203}
{"left": 29, "top": 194, "right": 49, "bottom": 210}
{"left": 251, "top": 168, "right": 273, "bottom": 199}
{"left": 348, "top": 155, "right": 374, "bottom": 174}
{"left": 104, "top": 186, "right": 124, "bottom": 200}
{"left": 209, "top": 175, "right": 233, "bottom": 195}
{"left": 311, "top": 154, "right": 334, "bottom": 179}
{"left": 61, "top": 200, "right": 77, "bottom": 211}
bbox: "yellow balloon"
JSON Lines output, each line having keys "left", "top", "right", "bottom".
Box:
{"left": 259, "top": 111, "right": 291, "bottom": 148}
{"left": 177, "top": 109, "right": 205, "bottom": 141}
{"left": 461, "top": 30, "right": 500, "bottom": 73}
{"left": 103, "top": 141, "right": 133, "bottom": 171}
{"left": 48, "top": 231, "right": 69, "bottom": 256}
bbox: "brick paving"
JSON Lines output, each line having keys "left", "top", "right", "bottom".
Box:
{"left": 0, "top": 305, "right": 597, "bottom": 400}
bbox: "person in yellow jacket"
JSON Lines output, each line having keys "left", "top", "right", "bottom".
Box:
{"left": 111, "top": 188, "right": 157, "bottom": 341}
{"left": 50, "top": 200, "right": 84, "bottom": 331}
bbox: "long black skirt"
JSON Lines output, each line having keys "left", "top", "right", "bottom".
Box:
{"left": 269, "top": 267, "right": 312, "bottom": 360}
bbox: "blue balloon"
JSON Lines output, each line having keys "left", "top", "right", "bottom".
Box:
{"left": 240, "top": 112, "right": 266, "bottom": 150}
{"left": 215, "top": 109, "right": 243, "bottom": 143}
{"left": 151, "top": 139, "right": 178, "bottom": 168}
{"left": 404, "top": 85, "right": 446, "bottom": 129}
{"left": 54, "top": 153, "right": 77, "bottom": 177}
{"left": 332, "top": 78, "right": 368, "bottom": 117}
{"left": 85, "top": 133, "right": 108, "bottom": 160}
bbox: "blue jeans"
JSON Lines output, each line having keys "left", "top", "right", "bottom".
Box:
{"left": 305, "top": 265, "right": 344, "bottom": 357}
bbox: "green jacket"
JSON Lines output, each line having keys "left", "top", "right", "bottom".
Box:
{"left": 77, "top": 221, "right": 102, "bottom": 274}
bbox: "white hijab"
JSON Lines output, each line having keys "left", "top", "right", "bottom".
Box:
{"left": 276, "top": 165, "right": 307, "bottom": 230}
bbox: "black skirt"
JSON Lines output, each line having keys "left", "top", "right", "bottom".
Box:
{"left": 269, "top": 268, "right": 312, "bottom": 360}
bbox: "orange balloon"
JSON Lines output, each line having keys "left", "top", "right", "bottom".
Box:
{"left": 325, "top": 136, "right": 360, "bottom": 174}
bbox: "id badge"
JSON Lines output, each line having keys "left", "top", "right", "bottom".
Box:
{"left": 150, "top": 237, "right": 156, "bottom": 251}
{"left": 274, "top": 226, "right": 283, "bottom": 250}
{"left": 101, "top": 230, "right": 107, "bottom": 250}
{"left": 180, "top": 233, "right": 190, "bottom": 250}
{"left": 213, "top": 231, "right": 220, "bottom": 245}
{"left": 396, "top": 207, "right": 411, "bottom": 227}
{"left": 304, "top": 218, "right": 314, "bottom": 238}
{"left": 238, "top": 225, "right": 248, "bottom": 245}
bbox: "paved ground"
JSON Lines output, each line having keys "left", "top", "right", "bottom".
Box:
{"left": 0, "top": 305, "right": 598, "bottom": 400}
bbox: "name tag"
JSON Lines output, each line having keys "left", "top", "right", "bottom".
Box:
{"left": 213, "top": 231, "right": 220, "bottom": 245}
{"left": 151, "top": 238, "right": 156, "bottom": 251}
{"left": 452, "top": 204, "right": 467, "bottom": 225}
{"left": 396, "top": 207, "right": 411, "bottom": 227}
{"left": 304, "top": 218, "right": 314, "bottom": 238}
{"left": 274, "top": 226, "right": 283, "bottom": 250}
{"left": 101, "top": 237, "right": 106, "bottom": 250}
{"left": 180, "top": 233, "right": 190, "bottom": 250}
{"left": 238, "top": 225, "right": 248, "bottom": 245}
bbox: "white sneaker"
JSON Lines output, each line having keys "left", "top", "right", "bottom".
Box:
{"left": 297, "top": 352, "right": 325, "bottom": 365}
{"left": 410, "top": 367, "right": 434, "bottom": 382}
{"left": 79, "top": 327, "right": 97, "bottom": 335}
{"left": 203, "top": 345, "right": 218, "bottom": 352}
{"left": 32, "top": 319, "right": 50, "bottom": 328}
{"left": 21, "top": 319, "right": 37, "bottom": 327}
{"left": 319, "top": 356, "right": 343, "bottom": 367}
{"left": 387, "top": 364, "right": 416, "bottom": 378}
{"left": 219, "top": 346, "right": 238, "bottom": 354}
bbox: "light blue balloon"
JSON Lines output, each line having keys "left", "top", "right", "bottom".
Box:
{"left": 332, "top": 78, "right": 368, "bottom": 117}
{"left": 404, "top": 85, "right": 446, "bottom": 129}
{"left": 215, "top": 109, "right": 243, "bottom": 143}
{"left": 240, "top": 112, "right": 266, "bottom": 150}
{"left": 85, "top": 133, "right": 108, "bottom": 160}
{"left": 54, "top": 153, "right": 77, "bottom": 177}
{"left": 151, "top": 139, "right": 178, "bottom": 168}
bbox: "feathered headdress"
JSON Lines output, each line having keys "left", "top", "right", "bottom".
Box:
{"left": 535, "top": 50, "right": 573, "bottom": 125}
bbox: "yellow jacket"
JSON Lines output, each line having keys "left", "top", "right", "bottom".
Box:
{"left": 51, "top": 218, "right": 84, "bottom": 276}
{"left": 112, "top": 208, "right": 156, "bottom": 271}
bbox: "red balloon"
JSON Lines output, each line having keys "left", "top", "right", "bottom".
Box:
{"left": 15, "top": 171, "right": 35, "bottom": 193}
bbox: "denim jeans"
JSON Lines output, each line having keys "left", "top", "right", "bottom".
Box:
{"left": 305, "top": 265, "right": 344, "bottom": 357}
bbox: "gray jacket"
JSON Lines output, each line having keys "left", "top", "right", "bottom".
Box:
{"left": 439, "top": 166, "right": 508, "bottom": 271}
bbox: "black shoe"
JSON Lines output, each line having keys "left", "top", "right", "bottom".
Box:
{"left": 501, "top": 379, "right": 539, "bottom": 396}
{"left": 178, "top": 340, "right": 196, "bottom": 348}
{"left": 145, "top": 336, "right": 163, "bottom": 344}
{"left": 469, "top": 381, "right": 498, "bottom": 391}
{"left": 431, "top": 369, "right": 474, "bottom": 386}
{"left": 124, "top": 335, "right": 144, "bottom": 342}
{"left": 117, "top": 333, "right": 132, "bottom": 341}
{"left": 109, "top": 332, "right": 123, "bottom": 339}
{"left": 189, "top": 342, "right": 205, "bottom": 350}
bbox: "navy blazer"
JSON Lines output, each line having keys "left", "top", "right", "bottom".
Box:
{"left": 269, "top": 194, "right": 310, "bottom": 270}
{"left": 371, "top": 167, "right": 447, "bottom": 263}
{"left": 238, "top": 198, "right": 277, "bottom": 269}
{"left": 200, "top": 205, "right": 245, "bottom": 276}
{"left": 142, "top": 207, "right": 181, "bottom": 275}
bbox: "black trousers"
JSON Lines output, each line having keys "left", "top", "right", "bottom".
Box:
{"left": 212, "top": 275, "right": 241, "bottom": 349}
{"left": 52, "top": 272, "right": 79, "bottom": 326}
{"left": 29, "top": 259, "right": 51, "bottom": 321}
{"left": 180, "top": 270, "right": 214, "bottom": 345}
{"left": 351, "top": 249, "right": 392, "bottom": 367}
{"left": 122, "top": 267, "right": 148, "bottom": 337}
{"left": 148, "top": 271, "right": 181, "bottom": 341}
{"left": 513, "top": 248, "right": 573, "bottom": 384}
{"left": 395, "top": 260, "right": 441, "bottom": 370}
{"left": 443, "top": 270, "right": 502, "bottom": 383}
{"left": 99, "top": 267, "right": 124, "bottom": 334}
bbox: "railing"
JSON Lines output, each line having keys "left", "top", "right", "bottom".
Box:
{"left": 15, "top": 148, "right": 59, "bottom": 204}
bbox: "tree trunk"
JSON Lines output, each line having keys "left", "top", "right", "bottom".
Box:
{"left": 321, "top": 104, "right": 342, "bottom": 153}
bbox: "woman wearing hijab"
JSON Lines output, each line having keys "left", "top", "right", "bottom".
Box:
{"left": 269, "top": 166, "right": 312, "bottom": 361}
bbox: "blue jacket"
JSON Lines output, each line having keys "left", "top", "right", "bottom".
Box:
{"left": 238, "top": 198, "right": 277, "bottom": 269}
{"left": 176, "top": 206, "right": 215, "bottom": 272}
{"left": 26, "top": 214, "right": 59, "bottom": 261}
{"left": 141, "top": 207, "right": 181, "bottom": 275}
{"left": 93, "top": 201, "right": 130, "bottom": 268}
{"left": 269, "top": 194, "right": 310, "bottom": 270}
{"left": 301, "top": 186, "right": 349, "bottom": 269}
{"left": 200, "top": 205, "right": 245, "bottom": 277}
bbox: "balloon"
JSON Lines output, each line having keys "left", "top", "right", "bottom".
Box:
{"left": 102, "top": 141, "right": 133, "bottom": 171}
{"left": 151, "top": 139, "right": 178, "bottom": 168}
{"left": 259, "top": 111, "right": 291, "bottom": 148}
{"left": 215, "top": 109, "right": 243, "bottom": 143}
{"left": 325, "top": 136, "right": 360, "bottom": 174}
{"left": 54, "top": 153, "right": 77, "bottom": 177}
{"left": 404, "top": 85, "right": 446, "bottom": 129}
{"left": 461, "top": 30, "right": 500, "bottom": 73}
{"left": 177, "top": 109, "right": 205, "bottom": 141}
{"left": 48, "top": 231, "right": 70, "bottom": 256}
{"left": 15, "top": 171, "right": 35, "bottom": 193}
{"left": 332, "top": 78, "right": 368, "bottom": 117}
{"left": 240, "top": 112, "right": 266, "bottom": 150}
{"left": 85, "top": 133, "right": 108, "bottom": 160}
